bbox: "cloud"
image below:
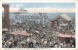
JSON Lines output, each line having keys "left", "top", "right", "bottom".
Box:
{"left": 3, "top": 7, "right": 74, "bottom": 13}
{"left": 9, "top": 7, "right": 20, "bottom": 12}
{"left": 15, "top": 4, "right": 23, "bottom": 8}
{"left": 24, "top": 7, "right": 75, "bottom": 13}
{"left": 8, "top": 4, "right": 23, "bottom": 12}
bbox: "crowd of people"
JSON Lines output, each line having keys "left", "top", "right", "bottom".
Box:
{"left": 2, "top": 22, "right": 75, "bottom": 48}
{"left": 2, "top": 13, "right": 75, "bottom": 48}
{"left": 2, "top": 31, "right": 75, "bottom": 48}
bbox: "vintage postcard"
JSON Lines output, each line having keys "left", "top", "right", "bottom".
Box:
{"left": 0, "top": 0, "right": 78, "bottom": 50}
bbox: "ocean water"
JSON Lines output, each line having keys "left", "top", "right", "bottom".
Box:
{"left": 48, "top": 13, "right": 75, "bottom": 19}
{"left": 9, "top": 13, "right": 75, "bottom": 20}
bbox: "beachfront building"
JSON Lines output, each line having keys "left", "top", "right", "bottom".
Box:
{"left": 51, "top": 14, "right": 75, "bottom": 45}
{"left": 51, "top": 14, "right": 72, "bottom": 32}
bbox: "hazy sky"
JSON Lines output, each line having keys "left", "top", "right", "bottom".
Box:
{"left": 8, "top": 3, "right": 75, "bottom": 8}
{"left": 2, "top": 3, "right": 75, "bottom": 13}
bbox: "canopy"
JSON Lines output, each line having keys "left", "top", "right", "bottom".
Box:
{"left": 57, "top": 33, "right": 75, "bottom": 38}
{"left": 11, "top": 30, "right": 29, "bottom": 36}
{"left": 60, "top": 14, "right": 72, "bottom": 21}
{"left": 51, "top": 14, "right": 72, "bottom": 21}
{"left": 11, "top": 31, "right": 20, "bottom": 35}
